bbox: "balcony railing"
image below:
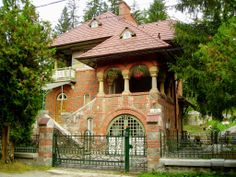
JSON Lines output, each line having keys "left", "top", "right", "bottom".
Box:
{"left": 52, "top": 67, "right": 76, "bottom": 82}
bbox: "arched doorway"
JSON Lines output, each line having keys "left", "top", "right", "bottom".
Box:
{"left": 130, "top": 64, "right": 151, "bottom": 93}
{"left": 107, "top": 114, "right": 146, "bottom": 155}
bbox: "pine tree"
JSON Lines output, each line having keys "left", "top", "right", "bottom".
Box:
{"left": 131, "top": 0, "right": 145, "bottom": 24}
{"left": 0, "top": 0, "right": 54, "bottom": 161}
{"left": 83, "top": 0, "right": 108, "bottom": 22}
{"left": 108, "top": 0, "right": 119, "bottom": 15}
{"left": 145, "top": 0, "right": 168, "bottom": 23}
{"left": 54, "top": 6, "right": 72, "bottom": 36}
{"left": 172, "top": 0, "right": 236, "bottom": 120}
{"left": 67, "top": 0, "right": 80, "bottom": 28}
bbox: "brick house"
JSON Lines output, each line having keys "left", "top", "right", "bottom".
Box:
{"left": 43, "top": 1, "right": 183, "bottom": 169}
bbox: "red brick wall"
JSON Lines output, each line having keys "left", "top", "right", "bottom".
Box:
{"left": 45, "top": 69, "right": 98, "bottom": 119}
{"left": 45, "top": 57, "right": 179, "bottom": 135}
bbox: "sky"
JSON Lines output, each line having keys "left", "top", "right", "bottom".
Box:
{"left": 0, "top": 0, "right": 190, "bottom": 27}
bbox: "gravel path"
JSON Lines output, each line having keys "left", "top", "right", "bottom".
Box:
{"left": 0, "top": 168, "right": 137, "bottom": 177}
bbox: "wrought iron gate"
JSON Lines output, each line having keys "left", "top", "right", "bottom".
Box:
{"left": 53, "top": 129, "right": 147, "bottom": 171}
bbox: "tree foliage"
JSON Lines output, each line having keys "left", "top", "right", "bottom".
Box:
{"left": 0, "top": 0, "right": 54, "bottom": 145}
{"left": 54, "top": 7, "right": 71, "bottom": 36}
{"left": 67, "top": 0, "right": 80, "bottom": 28}
{"left": 145, "top": 0, "right": 168, "bottom": 23}
{"left": 173, "top": 0, "right": 236, "bottom": 120}
{"left": 108, "top": 0, "right": 119, "bottom": 15}
{"left": 83, "top": 0, "right": 108, "bottom": 22}
{"left": 54, "top": 0, "right": 80, "bottom": 36}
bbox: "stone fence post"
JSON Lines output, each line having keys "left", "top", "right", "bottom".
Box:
{"left": 37, "top": 115, "right": 54, "bottom": 166}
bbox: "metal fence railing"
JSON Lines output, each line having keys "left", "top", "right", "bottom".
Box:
{"left": 160, "top": 131, "right": 236, "bottom": 159}
{"left": 53, "top": 130, "right": 147, "bottom": 171}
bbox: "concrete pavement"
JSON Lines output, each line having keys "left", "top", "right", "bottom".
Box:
{"left": 0, "top": 168, "right": 137, "bottom": 177}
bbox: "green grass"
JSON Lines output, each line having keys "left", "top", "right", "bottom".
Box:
{"left": 138, "top": 172, "right": 235, "bottom": 177}
{"left": 0, "top": 161, "right": 51, "bottom": 173}
{"left": 183, "top": 124, "right": 205, "bottom": 133}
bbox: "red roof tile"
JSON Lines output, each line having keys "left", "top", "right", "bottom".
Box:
{"left": 138, "top": 20, "right": 176, "bottom": 41}
{"left": 52, "top": 12, "right": 175, "bottom": 59}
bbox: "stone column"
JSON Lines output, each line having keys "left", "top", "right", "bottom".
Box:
{"left": 160, "top": 73, "right": 166, "bottom": 95}
{"left": 37, "top": 116, "right": 54, "bottom": 166}
{"left": 149, "top": 66, "right": 159, "bottom": 93}
{"left": 108, "top": 82, "right": 113, "bottom": 94}
{"left": 122, "top": 70, "right": 130, "bottom": 95}
{"left": 97, "top": 72, "right": 105, "bottom": 96}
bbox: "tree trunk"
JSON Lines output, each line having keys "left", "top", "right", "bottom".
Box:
{"left": 1, "top": 125, "right": 14, "bottom": 163}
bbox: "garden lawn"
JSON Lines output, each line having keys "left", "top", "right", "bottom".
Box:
{"left": 0, "top": 161, "right": 50, "bottom": 173}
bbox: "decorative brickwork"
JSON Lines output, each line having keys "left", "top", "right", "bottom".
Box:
{"left": 37, "top": 117, "right": 54, "bottom": 166}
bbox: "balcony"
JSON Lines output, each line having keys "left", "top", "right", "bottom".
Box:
{"left": 52, "top": 67, "right": 76, "bottom": 83}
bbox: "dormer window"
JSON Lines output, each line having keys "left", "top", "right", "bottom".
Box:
{"left": 89, "top": 18, "right": 102, "bottom": 29}
{"left": 120, "top": 27, "right": 136, "bottom": 39}
{"left": 90, "top": 20, "right": 98, "bottom": 28}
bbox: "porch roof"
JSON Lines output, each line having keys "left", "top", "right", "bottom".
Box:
{"left": 42, "top": 81, "right": 70, "bottom": 91}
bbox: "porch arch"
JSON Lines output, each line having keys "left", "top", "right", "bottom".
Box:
{"left": 107, "top": 114, "right": 145, "bottom": 136}
{"left": 102, "top": 108, "right": 147, "bottom": 135}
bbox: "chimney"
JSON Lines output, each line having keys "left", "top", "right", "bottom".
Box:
{"left": 119, "top": 0, "right": 137, "bottom": 25}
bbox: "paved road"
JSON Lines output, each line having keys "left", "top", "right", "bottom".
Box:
{"left": 0, "top": 168, "right": 137, "bottom": 177}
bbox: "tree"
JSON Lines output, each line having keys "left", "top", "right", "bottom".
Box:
{"left": 83, "top": 0, "right": 108, "bottom": 22}
{"left": 0, "top": 0, "right": 54, "bottom": 162}
{"left": 108, "top": 0, "right": 119, "bottom": 15}
{"left": 131, "top": 0, "right": 145, "bottom": 24}
{"left": 67, "top": 0, "right": 80, "bottom": 28}
{"left": 172, "top": 0, "right": 236, "bottom": 120}
{"left": 54, "top": 6, "right": 72, "bottom": 36}
{"left": 54, "top": 0, "right": 80, "bottom": 36}
{"left": 145, "top": 0, "right": 168, "bottom": 23}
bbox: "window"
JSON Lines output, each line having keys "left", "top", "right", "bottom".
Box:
{"left": 122, "top": 30, "right": 132, "bottom": 39}
{"left": 120, "top": 28, "right": 136, "bottom": 39}
{"left": 57, "top": 93, "right": 67, "bottom": 101}
{"left": 90, "top": 20, "right": 98, "bottom": 28}
{"left": 87, "top": 118, "right": 93, "bottom": 134}
{"left": 84, "top": 94, "right": 90, "bottom": 105}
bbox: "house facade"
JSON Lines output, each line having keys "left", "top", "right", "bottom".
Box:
{"left": 44, "top": 1, "right": 183, "bottom": 170}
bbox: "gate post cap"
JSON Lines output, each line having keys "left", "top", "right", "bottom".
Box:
{"left": 38, "top": 118, "right": 54, "bottom": 128}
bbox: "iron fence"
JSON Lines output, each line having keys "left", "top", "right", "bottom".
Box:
{"left": 53, "top": 130, "right": 147, "bottom": 171}
{"left": 0, "top": 134, "right": 39, "bottom": 154}
{"left": 160, "top": 131, "right": 236, "bottom": 159}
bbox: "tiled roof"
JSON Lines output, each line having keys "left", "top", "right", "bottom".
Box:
{"left": 52, "top": 12, "right": 175, "bottom": 59}
{"left": 52, "top": 12, "right": 125, "bottom": 47}
{"left": 138, "top": 20, "right": 176, "bottom": 41}
{"left": 76, "top": 24, "right": 169, "bottom": 59}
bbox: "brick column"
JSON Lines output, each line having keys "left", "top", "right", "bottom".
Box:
{"left": 37, "top": 117, "right": 54, "bottom": 166}
{"left": 146, "top": 123, "right": 161, "bottom": 171}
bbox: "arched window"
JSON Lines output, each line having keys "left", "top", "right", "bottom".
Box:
{"left": 87, "top": 117, "right": 93, "bottom": 134}
{"left": 108, "top": 114, "right": 145, "bottom": 136}
{"left": 84, "top": 94, "right": 90, "bottom": 105}
{"left": 57, "top": 93, "right": 67, "bottom": 101}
